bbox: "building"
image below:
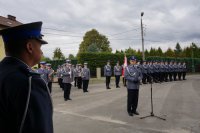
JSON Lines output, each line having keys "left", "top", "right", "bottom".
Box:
{"left": 0, "top": 15, "right": 22, "bottom": 60}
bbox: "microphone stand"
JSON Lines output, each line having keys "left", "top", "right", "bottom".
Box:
{"left": 140, "top": 73, "right": 166, "bottom": 121}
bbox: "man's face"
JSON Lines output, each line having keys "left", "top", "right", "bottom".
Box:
{"left": 29, "top": 39, "right": 43, "bottom": 66}
{"left": 130, "top": 60, "right": 136, "bottom": 65}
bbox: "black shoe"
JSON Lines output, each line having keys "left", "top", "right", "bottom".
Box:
{"left": 128, "top": 113, "right": 133, "bottom": 116}
{"left": 84, "top": 90, "right": 89, "bottom": 93}
{"left": 133, "top": 111, "right": 139, "bottom": 115}
{"left": 64, "top": 99, "right": 68, "bottom": 101}
{"left": 68, "top": 98, "right": 72, "bottom": 100}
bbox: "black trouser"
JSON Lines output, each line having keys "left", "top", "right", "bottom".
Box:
{"left": 183, "top": 72, "right": 186, "bottom": 80}
{"left": 82, "top": 80, "right": 89, "bottom": 92}
{"left": 147, "top": 73, "right": 153, "bottom": 83}
{"left": 142, "top": 73, "right": 147, "bottom": 84}
{"left": 127, "top": 89, "right": 139, "bottom": 113}
{"left": 74, "top": 77, "right": 78, "bottom": 87}
{"left": 173, "top": 72, "right": 177, "bottom": 81}
{"left": 123, "top": 77, "right": 127, "bottom": 86}
{"left": 59, "top": 78, "right": 64, "bottom": 89}
{"left": 106, "top": 76, "right": 111, "bottom": 88}
{"left": 159, "top": 72, "right": 164, "bottom": 82}
{"left": 58, "top": 78, "right": 62, "bottom": 88}
{"left": 164, "top": 72, "right": 168, "bottom": 81}
{"left": 48, "top": 82, "right": 52, "bottom": 93}
{"left": 169, "top": 73, "right": 173, "bottom": 81}
{"left": 115, "top": 75, "right": 120, "bottom": 87}
{"left": 178, "top": 72, "right": 182, "bottom": 80}
{"left": 63, "top": 83, "right": 71, "bottom": 100}
{"left": 77, "top": 77, "right": 82, "bottom": 89}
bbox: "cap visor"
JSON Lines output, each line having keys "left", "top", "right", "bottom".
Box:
{"left": 37, "top": 38, "right": 48, "bottom": 44}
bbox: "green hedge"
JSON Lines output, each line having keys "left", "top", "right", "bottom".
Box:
{"left": 43, "top": 54, "right": 200, "bottom": 77}
{"left": 77, "top": 52, "right": 142, "bottom": 77}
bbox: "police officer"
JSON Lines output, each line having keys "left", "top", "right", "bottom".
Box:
{"left": 148, "top": 61, "right": 154, "bottom": 83}
{"left": 57, "top": 65, "right": 63, "bottom": 89}
{"left": 122, "top": 64, "right": 127, "bottom": 87}
{"left": 177, "top": 62, "right": 182, "bottom": 80}
{"left": 164, "top": 61, "right": 169, "bottom": 82}
{"left": 46, "top": 63, "right": 54, "bottom": 93}
{"left": 125, "top": 56, "right": 143, "bottom": 116}
{"left": 141, "top": 60, "right": 148, "bottom": 84}
{"left": 114, "top": 61, "right": 122, "bottom": 88}
{"left": 37, "top": 61, "right": 49, "bottom": 84}
{"left": 77, "top": 64, "right": 83, "bottom": 89}
{"left": 182, "top": 62, "right": 187, "bottom": 80}
{"left": 62, "top": 61, "right": 74, "bottom": 101}
{"left": 104, "top": 60, "right": 112, "bottom": 89}
{"left": 73, "top": 64, "right": 79, "bottom": 87}
{"left": 173, "top": 61, "right": 178, "bottom": 81}
{"left": 168, "top": 61, "right": 174, "bottom": 81}
{"left": 0, "top": 22, "right": 53, "bottom": 133}
{"left": 82, "top": 62, "right": 90, "bottom": 92}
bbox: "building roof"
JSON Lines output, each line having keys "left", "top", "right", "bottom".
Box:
{"left": 0, "top": 15, "right": 22, "bottom": 28}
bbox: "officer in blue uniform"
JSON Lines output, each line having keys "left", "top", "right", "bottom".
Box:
{"left": 0, "top": 22, "right": 53, "bottom": 133}
{"left": 104, "top": 60, "right": 112, "bottom": 89}
{"left": 82, "top": 62, "right": 90, "bottom": 92}
{"left": 36, "top": 61, "right": 49, "bottom": 84}
{"left": 141, "top": 60, "right": 148, "bottom": 84}
{"left": 125, "top": 56, "right": 143, "bottom": 116}
{"left": 114, "top": 61, "right": 122, "bottom": 88}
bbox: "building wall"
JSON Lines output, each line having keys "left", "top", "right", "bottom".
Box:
{"left": 0, "top": 35, "right": 5, "bottom": 61}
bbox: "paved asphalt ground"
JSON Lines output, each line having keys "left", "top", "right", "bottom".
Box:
{"left": 52, "top": 75, "right": 200, "bottom": 133}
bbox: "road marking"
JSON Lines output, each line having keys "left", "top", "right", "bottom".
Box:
{"left": 54, "top": 108, "right": 127, "bottom": 125}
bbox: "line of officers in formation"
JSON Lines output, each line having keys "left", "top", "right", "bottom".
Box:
{"left": 36, "top": 57, "right": 187, "bottom": 116}
{"left": 36, "top": 60, "right": 91, "bottom": 101}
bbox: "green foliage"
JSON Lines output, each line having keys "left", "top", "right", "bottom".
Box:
{"left": 165, "top": 48, "right": 175, "bottom": 57}
{"left": 68, "top": 54, "right": 76, "bottom": 60}
{"left": 87, "top": 43, "right": 99, "bottom": 53}
{"left": 78, "top": 29, "right": 112, "bottom": 53}
{"left": 77, "top": 52, "right": 142, "bottom": 76}
{"left": 41, "top": 56, "right": 51, "bottom": 61}
{"left": 53, "top": 47, "right": 65, "bottom": 60}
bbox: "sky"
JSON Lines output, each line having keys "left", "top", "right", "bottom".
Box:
{"left": 1, "top": 0, "right": 200, "bottom": 58}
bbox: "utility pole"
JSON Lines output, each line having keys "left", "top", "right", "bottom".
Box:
{"left": 141, "top": 12, "right": 145, "bottom": 61}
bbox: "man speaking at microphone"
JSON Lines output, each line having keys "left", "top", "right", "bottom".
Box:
{"left": 125, "top": 55, "right": 143, "bottom": 116}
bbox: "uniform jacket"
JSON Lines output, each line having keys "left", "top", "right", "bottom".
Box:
{"left": 114, "top": 65, "right": 122, "bottom": 76}
{"left": 0, "top": 57, "right": 53, "bottom": 133}
{"left": 61, "top": 66, "right": 74, "bottom": 83}
{"left": 141, "top": 64, "right": 148, "bottom": 74}
{"left": 36, "top": 68, "right": 49, "bottom": 84}
{"left": 47, "top": 68, "right": 54, "bottom": 82}
{"left": 125, "top": 64, "right": 143, "bottom": 90}
{"left": 104, "top": 65, "right": 112, "bottom": 76}
{"left": 82, "top": 68, "right": 90, "bottom": 80}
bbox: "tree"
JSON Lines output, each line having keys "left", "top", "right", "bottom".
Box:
{"left": 78, "top": 29, "right": 112, "bottom": 53}
{"left": 149, "top": 47, "right": 156, "bottom": 56}
{"left": 124, "top": 47, "right": 137, "bottom": 54}
{"left": 174, "top": 42, "right": 182, "bottom": 57}
{"left": 41, "top": 56, "right": 51, "bottom": 61}
{"left": 87, "top": 43, "right": 99, "bottom": 53}
{"left": 53, "top": 47, "right": 65, "bottom": 60}
{"left": 157, "top": 47, "right": 163, "bottom": 56}
{"left": 68, "top": 54, "right": 75, "bottom": 60}
{"left": 165, "top": 48, "right": 175, "bottom": 57}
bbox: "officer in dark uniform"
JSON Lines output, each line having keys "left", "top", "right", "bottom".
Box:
{"left": 104, "top": 60, "right": 112, "bottom": 89}
{"left": 173, "top": 61, "right": 178, "bottom": 81}
{"left": 125, "top": 56, "right": 143, "bottom": 116}
{"left": 0, "top": 22, "right": 53, "bottom": 133}
{"left": 36, "top": 61, "right": 49, "bottom": 84}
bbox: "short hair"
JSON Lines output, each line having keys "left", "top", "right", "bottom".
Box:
{"left": 4, "top": 39, "right": 28, "bottom": 56}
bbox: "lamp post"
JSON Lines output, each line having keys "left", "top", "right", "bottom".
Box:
{"left": 141, "top": 12, "right": 145, "bottom": 61}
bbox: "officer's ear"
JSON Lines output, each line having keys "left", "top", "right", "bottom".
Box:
{"left": 26, "top": 39, "right": 34, "bottom": 54}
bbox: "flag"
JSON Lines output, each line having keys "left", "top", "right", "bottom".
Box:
{"left": 122, "top": 54, "right": 127, "bottom": 77}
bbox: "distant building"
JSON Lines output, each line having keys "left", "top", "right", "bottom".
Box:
{"left": 0, "top": 15, "right": 22, "bottom": 60}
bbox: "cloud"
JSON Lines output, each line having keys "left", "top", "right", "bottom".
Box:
{"left": 0, "top": 0, "right": 200, "bottom": 58}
